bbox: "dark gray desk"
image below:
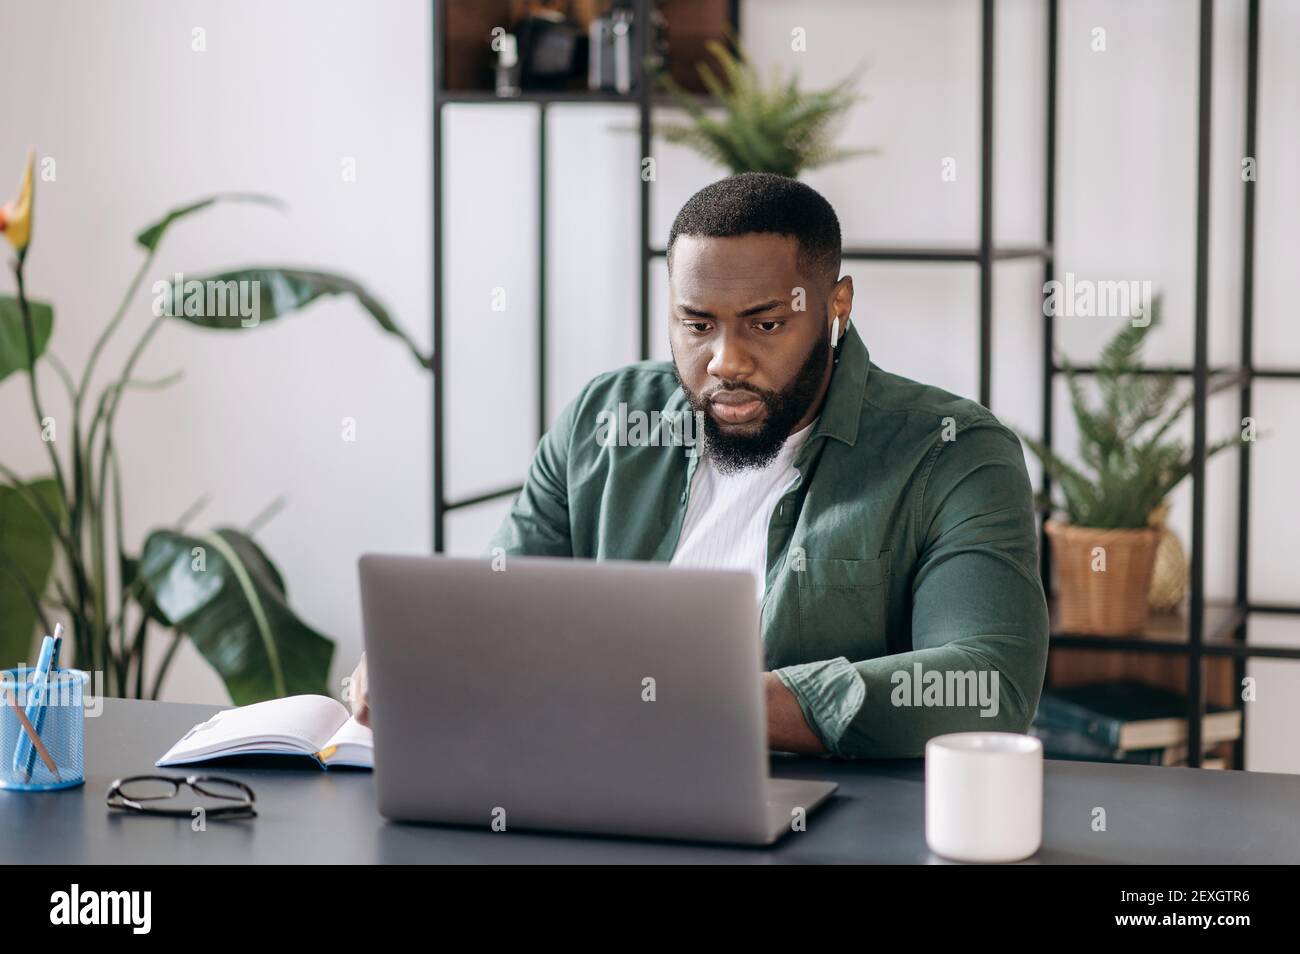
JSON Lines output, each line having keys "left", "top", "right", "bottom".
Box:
{"left": 2, "top": 699, "right": 1297, "bottom": 863}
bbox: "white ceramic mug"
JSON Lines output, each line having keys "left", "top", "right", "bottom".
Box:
{"left": 925, "top": 731, "right": 1043, "bottom": 863}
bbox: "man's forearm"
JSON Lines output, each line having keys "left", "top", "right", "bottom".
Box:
{"left": 764, "top": 672, "right": 825, "bottom": 754}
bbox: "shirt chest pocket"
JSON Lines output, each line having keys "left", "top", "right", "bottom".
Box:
{"left": 795, "top": 554, "right": 891, "bottom": 661}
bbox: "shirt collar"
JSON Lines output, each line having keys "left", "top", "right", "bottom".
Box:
{"left": 808, "top": 320, "right": 870, "bottom": 448}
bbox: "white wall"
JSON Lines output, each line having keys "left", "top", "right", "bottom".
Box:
{"left": 1, "top": 0, "right": 1295, "bottom": 768}
{"left": 0, "top": 0, "right": 432, "bottom": 703}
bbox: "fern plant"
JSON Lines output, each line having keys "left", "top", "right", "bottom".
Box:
{"left": 1017, "top": 296, "right": 1239, "bottom": 529}
{"left": 654, "top": 38, "right": 872, "bottom": 178}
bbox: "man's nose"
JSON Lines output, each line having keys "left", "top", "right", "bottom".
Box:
{"left": 706, "top": 332, "right": 755, "bottom": 382}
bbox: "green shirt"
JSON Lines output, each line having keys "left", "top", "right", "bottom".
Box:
{"left": 488, "top": 323, "right": 1049, "bottom": 758}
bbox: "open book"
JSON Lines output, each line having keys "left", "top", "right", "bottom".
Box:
{"left": 157, "top": 694, "right": 373, "bottom": 770}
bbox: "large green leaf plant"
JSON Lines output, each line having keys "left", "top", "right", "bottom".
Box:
{"left": 0, "top": 154, "right": 429, "bottom": 703}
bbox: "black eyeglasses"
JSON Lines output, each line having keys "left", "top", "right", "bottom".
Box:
{"left": 106, "top": 774, "right": 257, "bottom": 818}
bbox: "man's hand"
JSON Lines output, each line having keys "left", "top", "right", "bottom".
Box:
{"left": 348, "top": 653, "right": 370, "bottom": 727}
{"left": 764, "top": 672, "right": 825, "bottom": 754}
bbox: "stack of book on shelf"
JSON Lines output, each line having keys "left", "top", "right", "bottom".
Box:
{"left": 1030, "top": 680, "right": 1242, "bottom": 769}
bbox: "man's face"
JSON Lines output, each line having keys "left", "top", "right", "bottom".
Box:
{"left": 668, "top": 233, "right": 850, "bottom": 473}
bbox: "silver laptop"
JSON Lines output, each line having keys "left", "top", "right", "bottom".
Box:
{"left": 359, "top": 553, "right": 837, "bottom": 845}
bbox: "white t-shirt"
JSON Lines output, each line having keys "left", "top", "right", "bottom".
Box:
{"left": 669, "top": 419, "right": 817, "bottom": 600}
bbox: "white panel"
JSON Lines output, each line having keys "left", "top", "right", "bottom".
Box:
{"left": 1248, "top": 382, "right": 1300, "bottom": 604}
{"left": 844, "top": 263, "right": 979, "bottom": 402}
{"left": 994, "top": 0, "right": 1049, "bottom": 248}
{"left": 443, "top": 104, "right": 540, "bottom": 502}
{"left": 991, "top": 260, "right": 1047, "bottom": 487}
{"left": 1054, "top": 0, "right": 1199, "bottom": 368}
{"left": 1207, "top": 0, "right": 1247, "bottom": 368}
{"left": 1254, "top": 0, "right": 1300, "bottom": 367}
{"left": 546, "top": 104, "right": 641, "bottom": 424}
{"left": 446, "top": 497, "right": 515, "bottom": 557}
{"left": 1245, "top": 618, "right": 1300, "bottom": 774}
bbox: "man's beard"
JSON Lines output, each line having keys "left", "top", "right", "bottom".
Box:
{"left": 672, "top": 330, "right": 830, "bottom": 475}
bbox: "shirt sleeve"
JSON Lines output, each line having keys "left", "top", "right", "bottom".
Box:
{"left": 774, "top": 422, "right": 1049, "bottom": 758}
{"left": 486, "top": 379, "right": 593, "bottom": 558}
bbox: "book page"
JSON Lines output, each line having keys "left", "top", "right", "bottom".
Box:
{"left": 319, "top": 716, "right": 374, "bottom": 768}
{"left": 158, "top": 695, "right": 350, "bottom": 764}
{"left": 323, "top": 716, "right": 373, "bottom": 752}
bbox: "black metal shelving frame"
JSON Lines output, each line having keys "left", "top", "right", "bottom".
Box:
{"left": 430, "top": 0, "right": 1300, "bottom": 769}
{"left": 1043, "top": 0, "right": 1300, "bottom": 770}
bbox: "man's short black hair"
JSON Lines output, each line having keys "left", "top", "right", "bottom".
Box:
{"left": 666, "top": 172, "right": 842, "bottom": 291}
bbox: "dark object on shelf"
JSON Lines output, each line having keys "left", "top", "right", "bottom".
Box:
{"left": 1028, "top": 722, "right": 1165, "bottom": 765}
{"left": 1036, "top": 681, "right": 1241, "bottom": 752}
{"left": 588, "top": 0, "right": 635, "bottom": 93}
{"left": 1028, "top": 721, "right": 1221, "bottom": 768}
{"left": 440, "top": 0, "right": 727, "bottom": 96}
{"left": 646, "top": 1, "right": 669, "bottom": 79}
{"left": 588, "top": 0, "right": 668, "bottom": 94}
{"left": 517, "top": 5, "right": 588, "bottom": 91}
{"left": 493, "top": 31, "right": 522, "bottom": 97}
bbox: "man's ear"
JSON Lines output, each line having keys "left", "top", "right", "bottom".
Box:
{"left": 829, "top": 275, "right": 854, "bottom": 339}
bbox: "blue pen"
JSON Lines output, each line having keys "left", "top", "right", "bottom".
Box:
{"left": 27, "top": 624, "right": 63, "bottom": 779}
{"left": 13, "top": 624, "right": 61, "bottom": 780}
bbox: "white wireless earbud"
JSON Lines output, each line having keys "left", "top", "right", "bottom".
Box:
{"left": 830, "top": 317, "right": 841, "bottom": 349}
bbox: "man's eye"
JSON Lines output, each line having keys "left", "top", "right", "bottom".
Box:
{"left": 684, "top": 321, "right": 712, "bottom": 334}
{"left": 754, "top": 320, "right": 785, "bottom": 333}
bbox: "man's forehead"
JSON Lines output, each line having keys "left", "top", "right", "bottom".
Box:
{"left": 669, "top": 233, "right": 804, "bottom": 304}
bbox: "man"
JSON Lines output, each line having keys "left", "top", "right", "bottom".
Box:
{"left": 351, "top": 172, "right": 1048, "bottom": 758}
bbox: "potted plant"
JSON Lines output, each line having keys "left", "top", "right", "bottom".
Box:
{"left": 1016, "top": 297, "right": 1238, "bottom": 635}
{"left": 654, "top": 38, "right": 873, "bottom": 178}
{"left": 0, "top": 152, "right": 430, "bottom": 702}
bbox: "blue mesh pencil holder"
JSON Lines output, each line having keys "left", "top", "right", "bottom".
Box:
{"left": 0, "top": 667, "right": 88, "bottom": 791}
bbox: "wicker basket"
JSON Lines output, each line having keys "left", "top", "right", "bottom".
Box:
{"left": 1045, "top": 519, "right": 1161, "bottom": 635}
